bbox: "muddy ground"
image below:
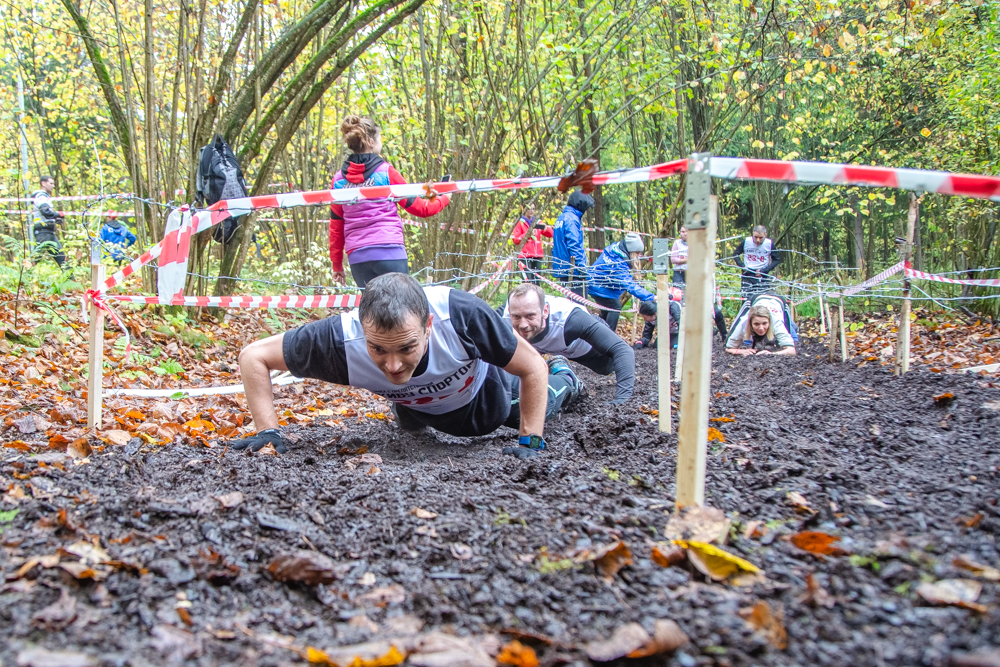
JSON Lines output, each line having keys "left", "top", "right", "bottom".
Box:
{"left": 2, "top": 337, "right": 1000, "bottom": 666}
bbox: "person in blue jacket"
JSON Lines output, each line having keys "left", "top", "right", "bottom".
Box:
{"left": 551, "top": 191, "right": 594, "bottom": 297}
{"left": 99, "top": 214, "right": 137, "bottom": 264}
{"left": 587, "top": 232, "right": 655, "bottom": 331}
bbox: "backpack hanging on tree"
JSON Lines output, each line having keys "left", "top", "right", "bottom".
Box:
{"left": 197, "top": 134, "right": 249, "bottom": 244}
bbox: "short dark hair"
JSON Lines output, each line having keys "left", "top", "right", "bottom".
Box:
{"left": 509, "top": 283, "right": 545, "bottom": 310}
{"left": 40, "top": 175, "right": 54, "bottom": 184}
{"left": 358, "top": 273, "right": 429, "bottom": 331}
{"left": 639, "top": 300, "right": 657, "bottom": 317}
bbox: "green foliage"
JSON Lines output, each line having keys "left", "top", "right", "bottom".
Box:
{"left": 152, "top": 359, "right": 185, "bottom": 376}
{"left": 0, "top": 508, "right": 19, "bottom": 534}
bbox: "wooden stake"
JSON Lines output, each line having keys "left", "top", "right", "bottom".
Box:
{"left": 839, "top": 296, "right": 848, "bottom": 362}
{"left": 818, "top": 291, "right": 827, "bottom": 334}
{"left": 656, "top": 274, "right": 671, "bottom": 434}
{"left": 676, "top": 187, "right": 716, "bottom": 508}
{"left": 827, "top": 301, "right": 839, "bottom": 362}
{"left": 631, "top": 307, "right": 640, "bottom": 345}
{"left": 86, "top": 243, "right": 105, "bottom": 429}
{"left": 895, "top": 194, "right": 918, "bottom": 376}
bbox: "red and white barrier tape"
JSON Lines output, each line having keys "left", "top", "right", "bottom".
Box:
{"left": 83, "top": 289, "right": 131, "bottom": 359}
{"left": 827, "top": 261, "right": 905, "bottom": 298}
{"left": 905, "top": 266, "right": 1000, "bottom": 288}
{"left": 518, "top": 261, "right": 639, "bottom": 313}
{"left": 0, "top": 210, "right": 134, "bottom": 217}
{"left": 711, "top": 158, "right": 1000, "bottom": 201}
{"left": 107, "top": 293, "right": 362, "bottom": 308}
{"left": 469, "top": 258, "right": 513, "bottom": 295}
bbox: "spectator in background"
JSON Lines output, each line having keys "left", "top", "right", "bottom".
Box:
{"left": 633, "top": 292, "right": 681, "bottom": 350}
{"left": 329, "top": 115, "right": 451, "bottom": 288}
{"left": 671, "top": 226, "right": 688, "bottom": 285}
{"left": 587, "top": 232, "right": 655, "bottom": 332}
{"left": 552, "top": 191, "right": 594, "bottom": 297}
{"left": 734, "top": 224, "right": 781, "bottom": 298}
{"left": 31, "top": 175, "right": 66, "bottom": 269}
{"left": 510, "top": 206, "right": 551, "bottom": 285}
{"left": 99, "top": 213, "right": 136, "bottom": 265}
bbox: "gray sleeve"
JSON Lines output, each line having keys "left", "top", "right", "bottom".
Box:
{"left": 567, "top": 309, "right": 635, "bottom": 402}
{"left": 726, "top": 314, "right": 747, "bottom": 348}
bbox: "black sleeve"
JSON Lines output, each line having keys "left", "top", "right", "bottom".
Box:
{"left": 566, "top": 309, "right": 635, "bottom": 402}
{"left": 448, "top": 290, "right": 519, "bottom": 368}
{"left": 281, "top": 316, "right": 351, "bottom": 385}
{"left": 764, "top": 247, "right": 782, "bottom": 274}
{"left": 642, "top": 319, "right": 655, "bottom": 346}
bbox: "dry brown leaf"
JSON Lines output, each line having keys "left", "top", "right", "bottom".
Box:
{"left": 786, "top": 491, "right": 816, "bottom": 514}
{"left": 663, "top": 505, "right": 731, "bottom": 544}
{"left": 60, "top": 561, "right": 102, "bottom": 580}
{"left": 933, "top": 392, "right": 955, "bottom": 405}
{"left": 345, "top": 453, "right": 383, "bottom": 470}
{"left": 916, "top": 579, "right": 988, "bottom": 612}
{"left": 101, "top": 429, "right": 131, "bottom": 446}
{"left": 586, "top": 623, "right": 650, "bottom": 662}
{"left": 67, "top": 438, "right": 92, "bottom": 459}
{"left": 593, "top": 541, "right": 632, "bottom": 583}
{"left": 790, "top": 531, "right": 849, "bottom": 557}
{"left": 801, "top": 573, "right": 836, "bottom": 608}
{"left": 62, "top": 541, "right": 110, "bottom": 565}
{"left": 411, "top": 507, "right": 438, "bottom": 519}
{"left": 214, "top": 491, "right": 244, "bottom": 508}
{"left": 358, "top": 584, "right": 406, "bottom": 605}
{"left": 953, "top": 555, "right": 1000, "bottom": 582}
{"left": 740, "top": 601, "right": 787, "bottom": 650}
{"left": 450, "top": 543, "right": 473, "bottom": 560}
{"left": 268, "top": 550, "right": 340, "bottom": 585}
{"left": 627, "top": 620, "right": 688, "bottom": 658}
{"left": 32, "top": 588, "right": 78, "bottom": 630}
{"left": 257, "top": 444, "right": 279, "bottom": 456}
{"left": 742, "top": 520, "right": 766, "bottom": 540}
{"left": 407, "top": 632, "right": 496, "bottom": 667}
{"left": 496, "top": 640, "right": 539, "bottom": 667}
{"left": 651, "top": 544, "right": 686, "bottom": 568}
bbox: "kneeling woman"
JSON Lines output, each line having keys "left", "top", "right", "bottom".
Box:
{"left": 725, "top": 298, "right": 796, "bottom": 356}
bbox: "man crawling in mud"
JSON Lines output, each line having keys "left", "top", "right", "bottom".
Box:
{"left": 231, "top": 273, "right": 583, "bottom": 459}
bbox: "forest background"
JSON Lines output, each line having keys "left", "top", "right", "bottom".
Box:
{"left": 0, "top": 0, "right": 998, "bottom": 313}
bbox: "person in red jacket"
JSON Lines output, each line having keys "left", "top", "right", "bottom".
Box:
{"left": 510, "top": 206, "right": 552, "bottom": 285}
{"left": 330, "top": 116, "right": 451, "bottom": 288}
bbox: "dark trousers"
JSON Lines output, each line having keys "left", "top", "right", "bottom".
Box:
{"left": 520, "top": 257, "right": 543, "bottom": 285}
{"left": 350, "top": 258, "right": 410, "bottom": 289}
{"left": 592, "top": 295, "right": 623, "bottom": 331}
{"left": 740, "top": 272, "right": 774, "bottom": 299}
{"left": 713, "top": 305, "right": 728, "bottom": 340}
{"left": 33, "top": 233, "right": 66, "bottom": 268}
{"left": 392, "top": 365, "right": 574, "bottom": 437}
{"left": 672, "top": 269, "right": 686, "bottom": 285}
{"left": 558, "top": 273, "right": 585, "bottom": 298}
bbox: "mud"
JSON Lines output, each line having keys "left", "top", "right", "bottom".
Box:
{"left": 2, "top": 339, "right": 1000, "bottom": 666}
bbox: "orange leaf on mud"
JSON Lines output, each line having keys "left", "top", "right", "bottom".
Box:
{"left": 497, "top": 640, "right": 539, "bottom": 667}
{"left": 933, "top": 392, "right": 955, "bottom": 406}
{"left": 594, "top": 541, "right": 632, "bottom": 583}
{"left": 67, "top": 439, "right": 92, "bottom": 459}
{"left": 710, "top": 415, "right": 736, "bottom": 423}
{"left": 184, "top": 418, "right": 215, "bottom": 431}
{"left": 740, "top": 601, "right": 787, "bottom": 649}
{"left": 48, "top": 433, "right": 70, "bottom": 449}
{"left": 651, "top": 545, "right": 686, "bottom": 568}
{"left": 365, "top": 412, "right": 388, "bottom": 420}
{"left": 4, "top": 440, "right": 33, "bottom": 451}
{"left": 707, "top": 427, "right": 725, "bottom": 443}
{"left": 790, "top": 531, "right": 848, "bottom": 556}
{"left": 125, "top": 409, "right": 146, "bottom": 420}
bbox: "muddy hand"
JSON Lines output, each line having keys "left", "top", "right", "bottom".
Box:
{"left": 557, "top": 158, "right": 599, "bottom": 194}
{"left": 231, "top": 428, "right": 287, "bottom": 453}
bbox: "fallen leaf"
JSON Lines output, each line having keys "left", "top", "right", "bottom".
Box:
{"left": 345, "top": 453, "right": 383, "bottom": 470}
{"left": 917, "top": 579, "right": 988, "bottom": 612}
{"left": 586, "top": 623, "right": 650, "bottom": 662}
{"left": 626, "top": 620, "right": 688, "bottom": 658}
{"left": 359, "top": 572, "right": 377, "bottom": 587}
{"left": 408, "top": 632, "right": 495, "bottom": 667}
{"left": 958, "top": 513, "right": 984, "bottom": 528}
{"left": 4, "top": 440, "right": 33, "bottom": 451}
{"left": 15, "top": 646, "right": 95, "bottom": 667}
{"left": 101, "top": 429, "right": 131, "bottom": 446}
{"left": 411, "top": 507, "right": 438, "bottom": 519}
{"left": 60, "top": 561, "right": 101, "bottom": 580}
{"left": 14, "top": 414, "right": 39, "bottom": 434}
{"left": 367, "top": 465, "right": 381, "bottom": 475}
{"left": 740, "top": 601, "right": 787, "bottom": 649}
{"left": 707, "top": 427, "right": 726, "bottom": 443}
{"left": 184, "top": 418, "right": 215, "bottom": 431}
{"left": 268, "top": 550, "right": 340, "bottom": 585}
{"left": 952, "top": 555, "right": 1000, "bottom": 582}
{"left": 497, "top": 641, "right": 539, "bottom": 667}
{"left": 663, "top": 505, "right": 730, "bottom": 544}
{"left": 742, "top": 520, "right": 766, "bottom": 540}
{"left": 67, "top": 439, "right": 92, "bottom": 459}
{"left": 62, "top": 541, "right": 110, "bottom": 565}
{"left": 933, "top": 392, "right": 955, "bottom": 406}
{"left": 801, "top": 573, "right": 836, "bottom": 608}
{"left": 32, "top": 588, "right": 78, "bottom": 630}
{"left": 786, "top": 491, "right": 816, "bottom": 514}
{"left": 213, "top": 491, "right": 244, "bottom": 508}
{"left": 257, "top": 444, "right": 279, "bottom": 456}
{"left": 338, "top": 444, "right": 368, "bottom": 455}
{"left": 709, "top": 415, "right": 736, "bottom": 422}
{"left": 450, "top": 543, "right": 473, "bottom": 560}
{"left": 790, "top": 531, "right": 849, "bottom": 557}
{"left": 673, "top": 540, "right": 761, "bottom": 581}
{"left": 416, "top": 525, "right": 438, "bottom": 537}
{"left": 651, "top": 544, "right": 686, "bottom": 568}
{"left": 358, "top": 584, "right": 406, "bottom": 605}
{"left": 593, "top": 541, "right": 632, "bottom": 582}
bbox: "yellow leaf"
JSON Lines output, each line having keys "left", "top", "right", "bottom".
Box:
{"left": 707, "top": 427, "right": 725, "bottom": 443}
{"left": 306, "top": 647, "right": 336, "bottom": 666}
{"left": 822, "top": 44, "right": 832, "bottom": 57}
{"left": 920, "top": 128, "right": 932, "bottom": 137}
{"left": 673, "top": 540, "right": 761, "bottom": 581}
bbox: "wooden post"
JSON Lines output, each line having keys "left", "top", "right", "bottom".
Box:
{"left": 631, "top": 307, "right": 640, "bottom": 345}
{"left": 673, "top": 306, "right": 685, "bottom": 383}
{"left": 87, "top": 241, "right": 105, "bottom": 429}
{"left": 818, "top": 291, "right": 827, "bottom": 334}
{"left": 656, "top": 275, "right": 672, "bottom": 434}
{"left": 827, "top": 298, "right": 839, "bottom": 362}
{"left": 676, "top": 155, "right": 715, "bottom": 508}
{"left": 895, "top": 194, "right": 918, "bottom": 375}
{"left": 839, "top": 296, "right": 848, "bottom": 362}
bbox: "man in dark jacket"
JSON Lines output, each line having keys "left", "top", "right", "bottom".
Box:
{"left": 31, "top": 175, "right": 66, "bottom": 268}
{"left": 551, "top": 191, "right": 594, "bottom": 297}
{"left": 587, "top": 232, "right": 655, "bottom": 331}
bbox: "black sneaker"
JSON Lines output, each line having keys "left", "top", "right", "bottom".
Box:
{"left": 547, "top": 355, "right": 584, "bottom": 405}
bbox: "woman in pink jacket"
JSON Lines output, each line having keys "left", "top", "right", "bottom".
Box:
{"left": 329, "top": 116, "right": 451, "bottom": 288}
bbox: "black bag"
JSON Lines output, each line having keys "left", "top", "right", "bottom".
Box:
{"left": 197, "top": 134, "right": 249, "bottom": 244}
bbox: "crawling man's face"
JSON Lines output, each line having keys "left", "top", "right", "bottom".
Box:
{"left": 363, "top": 314, "right": 432, "bottom": 385}
{"left": 508, "top": 293, "right": 549, "bottom": 341}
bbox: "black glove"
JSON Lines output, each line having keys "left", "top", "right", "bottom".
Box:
{"left": 231, "top": 428, "right": 287, "bottom": 453}
{"left": 633, "top": 341, "right": 645, "bottom": 350}
{"left": 533, "top": 222, "right": 546, "bottom": 230}
{"left": 502, "top": 434, "right": 546, "bottom": 459}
